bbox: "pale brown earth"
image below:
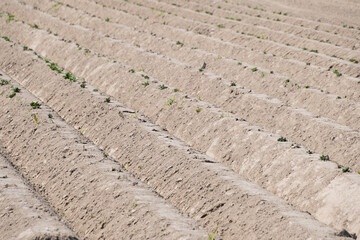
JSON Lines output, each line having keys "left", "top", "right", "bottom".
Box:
{"left": 0, "top": 0, "right": 359, "bottom": 239}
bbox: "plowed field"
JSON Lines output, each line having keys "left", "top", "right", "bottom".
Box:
{"left": 0, "top": 0, "right": 359, "bottom": 239}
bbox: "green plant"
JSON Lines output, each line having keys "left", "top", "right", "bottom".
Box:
{"left": 342, "top": 166, "right": 350, "bottom": 173}
{"left": 176, "top": 41, "right": 184, "bottom": 46}
{"left": 48, "top": 113, "right": 53, "bottom": 119}
{"left": 217, "top": 24, "right": 225, "bottom": 28}
{"left": 104, "top": 97, "right": 111, "bottom": 103}
{"left": 166, "top": 97, "right": 175, "bottom": 106}
{"left": 0, "top": 79, "right": 9, "bottom": 85}
{"left": 320, "top": 155, "right": 329, "bottom": 161}
{"left": 12, "top": 87, "right": 20, "bottom": 93}
{"left": 93, "top": 88, "right": 98, "bottom": 92}
{"left": 23, "top": 46, "right": 32, "bottom": 51}
{"left": 142, "top": 81, "right": 149, "bottom": 87}
{"left": 196, "top": 107, "right": 201, "bottom": 113}
{"left": 141, "top": 74, "right": 149, "bottom": 79}
{"left": 6, "top": 14, "right": 15, "bottom": 23}
{"left": 105, "top": 17, "right": 110, "bottom": 22}
{"left": 31, "top": 24, "right": 39, "bottom": 29}
{"left": 286, "top": 43, "right": 291, "bottom": 46}
{"left": 160, "top": 84, "right": 167, "bottom": 90}
{"left": 208, "top": 227, "right": 218, "bottom": 240}
{"left": 173, "top": 88, "right": 179, "bottom": 92}
{"left": 303, "top": 47, "right": 308, "bottom": 50}
{"left": 285, "top": 79, "right": 290, "bottom": 83}
{"left": 277, "top": 137, "right": 287, "bottom": 142}
{"left": 33, "top": 113, "right": 39, "bottom": 125}
{"left": 251, "top": 67, "right": 258, "bottom": 72}
{"left": 333, "top": 70, "right": 342, "bottom": 77}
{"left": 237, "top": 62, "right": 242, "bottom": 65}
{"left": 48, "top": 62, "right": 63, "bottom": 73}
{"left": 231, "top": 82, "right": 236, "bottom": 86}
{"left": 304, "top": 85, "right": 310, "bottom": 88}
{"left": 205, "top": 11, "right": 213, "bottom": 15}
{"left": 349, "top": 58, "right": 359, "bottom": 63}
{"left": 307, "top": 150, "right": 313, "bottom": 154}
{"left": 63, "top": 72, "right": 77, "bottom": 82}
{"left": 30, "top": 101, "right": 41, "bottom": 109}
{"left": 8, "top": 92, "right": 16, "bottom": 98}
{"left": 310, "top": 49, "right": 318, "bottom": 53}
{"left": 129, "top": 69, "right": 135, "bottom": 73}
{"left": 2, "top": 36, "right": 11, "bottom": 42}
{"left": 80, "top": 82, "right": 86, "bottom": 88}
{"left": 261, "top": 72, "right": 265, "bottom": 77}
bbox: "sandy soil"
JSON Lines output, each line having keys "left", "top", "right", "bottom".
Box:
{"left": 0, "top": 0, "right": 359, "bottom": 239}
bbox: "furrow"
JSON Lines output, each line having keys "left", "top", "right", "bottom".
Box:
{"left": 44, "top": 0, "right": 360, "bottom": 99}
{"left": 0, "top": 151, "right": 78, "bottom": 240}
{"left": 196, "top": 0, "right": 360, "bottom": 39}
{"left": 0, "top": 64, "right": 207, "bottom": 239}
{"left": 10, "top": 0, "right": 360, "bottom": 134}
{"left": 2, "top": 3, "right": 360, "bottom": 173}
{"left": 155, "top": 0, "right": 360, "bottom": 48}
{"left": 0, "top": 35, "right": 349, "bottom": 240}
{"left": 91, "top": 0, "right": 360, "bottom": 78}
{"left": 2, "top": 16, "right": 360, "bottom": 236}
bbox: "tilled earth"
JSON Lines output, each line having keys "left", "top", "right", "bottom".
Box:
{"left": 0, "top": 0, "right": 359, "bottom": 239}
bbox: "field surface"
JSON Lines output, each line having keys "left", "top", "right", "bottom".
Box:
{"left": 0, "top": 0, "right": 359, "bottom": 239}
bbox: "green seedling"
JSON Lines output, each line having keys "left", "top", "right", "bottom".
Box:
{"left": 285, "top": 79, "right": 290, "bottom": 83}
{"left": 160, "top": 84, "right": 167, "bottom": 90}
{"left": 310, "top": 49, "right": 318, "bottom": 53}
{"left": 304, "top": 85, "right": 310, "bottom": 88}
{"left": 176, "top": 41, "right": 184, "bottom": 46}
{"left": 104, "top": 97, "right": 111, "bottom": 103}
{"left": 208, "top": 227, "right": 218, "bottom": 240}
{"left": 320, "top": 155, "right": 329, "bottom": 161}
{"left": 0, "top": 79, "right": 9, "bottom": 85}
{"left": 261, "top": 72, "right": 265, "bottom": 77}
{"left": 133, "top": 203, "right": 137, "bottom": 208}
{"left": 6, "top": 15, "right": 14, "bottom": 23}
{"left": 63, "top": 72, "right": 77, "bottom": 82}
{"left": 48, "top": 113, "right": 53, "bottom": 119}
{"left": 342, "top": 166, "right": 350, "bottom": 173}
{"left": 286, "top": 43, "right": 291, "bottom": 46}
{"left": 30, "top": 101, "right": 41, "bottom": 109}
{"left": 306, "top": 63, "right": 311, "bottom": 66}
{"left": 173, "top": 88, "right": 179, "bottom": 92}
{"left": 205, "top": 11, "right": 213, "bottom": 15}
{"left": 307, "top": 150, "right": 313, "bottom": 154}
{"left": 93, "top": 88, "right": 98, "bottom": 92}
{"left": 23, "top": 46, "right": 32, "bottom": 51}
{"left": 303, "top": 47, "right": 308, "bottom": 50}
{"left": 128, "top": 69, "right": 135, "bottom": 73}
{"left": 2, "top": 36, "right": 11, "bottom": 42}
{"left": 217, "top": 24, "right": 225, "bottom": 28}
{"left": 166, "top": 97, "right": 175, "bottom": 106}
{"left": 333, "top": 70, "right": 342, "bottom": 77}
{"left": 142, "top": 81, "right": 149, "bottom": 87}
{"left": 231, "top": 82, "right": 236, "bottom": 86}
{"left": 80, "top": 82, "right": 86, "bottom": 88}
{"left": 141, "top": 74, "right": 149, "bottom": 79}
{"left": 31, "top": 24, "right": 39, "bottom": 29}
{"left": 237, "top": 62, "right": 242, "bottom": 65}
{"left": 8, "top": 92, "right": 16, "bottom": 98}
{"left": 196, "top": 107, "right": 201, "bottom": 113}
{"left": 349, "top": 58, "right": 359, "bottom": 63}
{"left": 48, "top": 62, "right": 63, "bottom": 73}
{"left": 105, "top": 17, "right": 110, "bottom": 22}
{"left": 277, "top": 137, "right": 287, "bottom": 142}
{"left": 251, "top": 67, "right": 258, "bottom": 72}
{"left": 33, "top": 113, "right": 39, "bottom": 125}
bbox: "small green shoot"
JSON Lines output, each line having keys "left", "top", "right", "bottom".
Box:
{"left": 342, "top": 166, "right": 350, "bottom": 173}
{"left": 0, "top": 79, "right": 9, "bottom": 85}
{"left": 80, "top": 82, "right": 86, "bottom": 88}
{"left": 349, "top": 58, "right": 359, "bottom": 63}
{"left": 2, "top": 36, "right": 11, "bottom": 42}
{"left": 48, "top": 113, "right": 53, "bottom": 119}
{"left": 196, "top": 107, "right": 201, "bottom": 113}
{"left": 93, "top": 88, "right": 98, "bottom": 92}
{"left": 173, "top": 88, "right": 179, "bottom": 92}
{"left": 176, "top": 41, "right": 184, "bottom": 46}
{"left": 105, "top": 17, "right": 110, "bottom": 22}
{"left": 129, "top": 69, "right": 135, "bottom": 73}
{"left": 320, "top": 155, "right": 329, "bottom": 161}
{"left": 160, "top": 84, "right": 167, "bottom": 90}
{"left": 8, "top": 92, "right": 16, "bottom": 98}
{"left": 231, "top": 82, "right": 236, "bottom": 86}
{"left": 310, "top": 49, "right": 318, "bottom": 53}
{"left": 30, "top": 101, "right": 41, "bottom": 109}
{"left": 104, "top": 97, "right": 111, "bottom": 103}
{"left": 142, "top": 81, "right": 149, "bottom": 87}
{"left": 208, "top": 227, "right": 218, "bottom": 240}
{"left": 217, "top": 24, "right": 225, "bottom": 28}
{"left": 333, "top": 70, "right": 342, "bottom": 77}
{"left": 63, "top": 72, "right": 77, "bottom": 82}
{"left": 166, "top": 97, "right": 175, "bottom": 106}
{"left": 277, "top": 137, "right": 287, "bottom": 142}
{"left": 251, "top": 67, "right": 258, "bottom": 72}
{"left": 33, "top": 113, "right": 39, "bottom": 125}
